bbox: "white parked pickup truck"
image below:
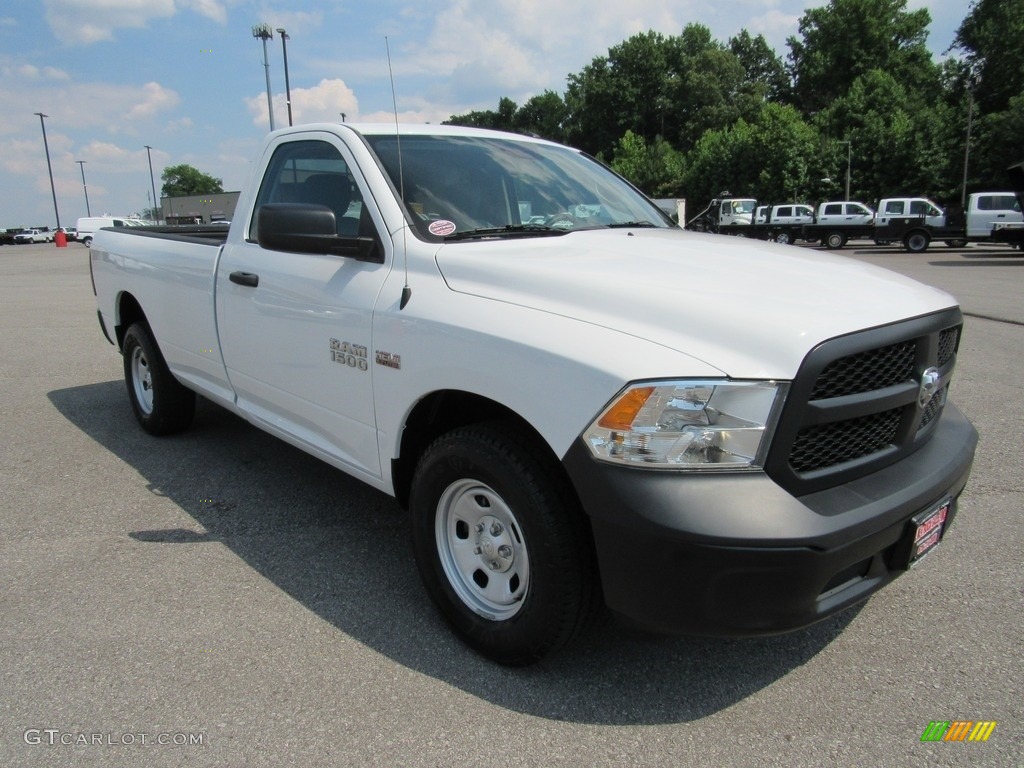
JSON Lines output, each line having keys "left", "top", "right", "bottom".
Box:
{"left": 90, "top": 123, "right": 978, "bottom": 665}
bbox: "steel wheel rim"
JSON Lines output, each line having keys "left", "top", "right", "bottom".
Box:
{"left": 131, "top": 346, "right": 154, "bottom": 415}
{"left": 435, "top": 479, "right": 530, "bottom": 620}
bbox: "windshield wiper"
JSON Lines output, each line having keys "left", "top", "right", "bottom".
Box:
{"left": 605, "top": 220, "right": 659, "bottom": 229}
{"left": 443, "top": 224, "right": 567, "bottom": 241}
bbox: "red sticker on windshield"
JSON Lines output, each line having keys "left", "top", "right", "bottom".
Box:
{"left": 428, "top": 219, "right": 456, "bottom": 236}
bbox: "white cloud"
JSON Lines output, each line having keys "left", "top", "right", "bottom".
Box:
{"left": 182, "top": 0, "right": 227, "bottom": 24}
{"left": 126, "top": 82, "right": 181, "bottom": 120}
{"left": 246, "top": 78, "right": 359, "bottom": 128}
{"left": 43, "top": 0, "right": 227, "bottom": 44}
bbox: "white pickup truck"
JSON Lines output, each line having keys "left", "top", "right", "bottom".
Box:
{"left": 90, "top": 123, "right": 978, "bottom": 665}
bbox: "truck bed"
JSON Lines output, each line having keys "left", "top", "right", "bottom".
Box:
{"left": 100, "top": 224, "right": 230, "bottom": 246}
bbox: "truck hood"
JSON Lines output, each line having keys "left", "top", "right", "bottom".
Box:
{"left": 433, "top": 229, "right": 958, "bottom": 379}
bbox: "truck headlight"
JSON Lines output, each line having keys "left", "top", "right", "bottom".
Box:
{"left": 584, "top": 380, "right": 788, "bottom": 469}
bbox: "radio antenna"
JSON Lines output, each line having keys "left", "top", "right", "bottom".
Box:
{"left": 386, "top": 36, "right": 412, "bottom": 310}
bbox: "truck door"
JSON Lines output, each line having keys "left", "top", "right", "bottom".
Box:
{"left": 215, "top": 134, "right": 391, "bottom": 480}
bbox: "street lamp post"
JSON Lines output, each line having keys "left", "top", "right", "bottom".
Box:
{"left": 252, "top": 24, "right": 275, "bottom": 131}
{"left": 144, "top": 145, "right": 159, "bottom": 222}
{"left": 961, "top": 70, "right": 978, "bottom": 208}
{"left": 276, "top": 28, "right": 293, "bottom": 127}
{"left": 34, "top": 112, "right": 61, "bottom": 229}
{"left": 76, "top": 160, "right": 91, "bottom": 217}
{"left": 839, "top": 140, "right": 852, "bottom": 201}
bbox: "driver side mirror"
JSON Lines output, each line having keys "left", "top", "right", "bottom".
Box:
{"left": 256, "top": 203, "right": 382, "bottom": 263}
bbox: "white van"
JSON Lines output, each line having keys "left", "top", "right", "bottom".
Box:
{"left": 966, "top": 192, "right": 1023, "bottom": 238}
{"left": 77, "top": 216, "right": 139, "bottom": 248}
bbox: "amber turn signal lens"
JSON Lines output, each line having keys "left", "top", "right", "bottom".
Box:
{"left": 597, "top": 386, "right": 655, "bottom": 431}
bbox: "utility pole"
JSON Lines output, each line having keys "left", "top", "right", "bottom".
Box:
{"left": 252, "top": 24, "right": 275, "bottom": 131}
{"left": 34, "top": 112, "right": 61, "bottom": 229}
{"left": 961, "top": 72, "right": 977, "bottom": 208}
{"left": 144, "top": 145, "right": 159, "bottom": 222}
{"left": 839, "top": 140, "right": 852, "bottom": 201}
{"left": 76, "top": 160, "right": 91, "bottom": 216}
{"left": 276, "top": 28, "right": 293, "bottom": 127}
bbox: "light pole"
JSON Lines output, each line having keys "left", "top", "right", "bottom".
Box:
{"left": 34, "top": 112, "right": 61, "bottom": 229}
{"left": 144, "top": 145, "right": 159, "bottom": 222}
{"left": 838, "top": 140, "right": 852, "bottom": 201}
{"left": 76, "top": 160, "right": 91, "bottom": 216}
{"left": 252, "top": 24, "right": 275, "bottom": 131}
{"left": 276, "top": 28, "right": 293, "bottom": 127}
{"left": 961, "top": 70, "right": 978, "bottom": 208}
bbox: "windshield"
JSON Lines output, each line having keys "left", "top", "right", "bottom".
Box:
{"left": 364, "top": 133, "right": 673, "bottom": 240}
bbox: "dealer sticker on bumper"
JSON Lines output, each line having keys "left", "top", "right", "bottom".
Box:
{"left": 908, "top": 499, "right": 950, "bottom": 566}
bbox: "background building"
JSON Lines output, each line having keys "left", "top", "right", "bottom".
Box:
{"left": 160, "top": 192, "right": 241, "bottom": 224}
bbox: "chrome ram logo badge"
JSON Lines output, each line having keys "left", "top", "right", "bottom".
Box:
{"left": 918, "top": 367, "right": 941, "bottom": 408}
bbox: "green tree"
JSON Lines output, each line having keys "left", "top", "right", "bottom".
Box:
{"left": 679, "top": 104, "right": 824, "bottom": 207}
{"left": 514, "top": 91, "right": 568, "bottom": 142}
{"left": 953, "top": 0, "right": 1024, "bottom": 115}
{"left": 787, "top": 0, "right": 938, "bottom": 114}
{"left": 564, "top": 30, "right": 685, "bottom": 157}
{"left": 667, "top": 26, "right": 752, "bottom": 153}
{"left": 161, "top": 164, "right": 224, "bottom": 197}
{"left": 969, "top": 94, "right": 1024, "bottom": 188}
{"left": 447, "top": 96, "right": 519, "bottom": 132}
{"left": 729, "top": 30, "right": 790, "bottom": 103}
{"left": 610, "top": 131, "right": 683, "bottom": 196}
{"left": 814, "top": 70, "right": 956, "bottom": 202}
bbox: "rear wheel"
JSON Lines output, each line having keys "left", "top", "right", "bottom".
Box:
{"left": 122, "top": 322, "right": 195, "bottom": 435}
{"left": 825, "top": 232, "right": 846, "bottom": 249}
{"left": 409, "top": 423, "right": 599, "bottom": 665}
{"left": 774, "top": 231, "right": 792, "bottom": 245}
{"left": 904, "top": 231, "right": 931, "bottom": 253}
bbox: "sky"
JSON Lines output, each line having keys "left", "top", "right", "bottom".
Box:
{"left": 0, "top": 0, "right": 970, "bottom": 229}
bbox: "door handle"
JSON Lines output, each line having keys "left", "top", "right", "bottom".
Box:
{"left": 229, "top": 271, "right": 259, "bottom": 287}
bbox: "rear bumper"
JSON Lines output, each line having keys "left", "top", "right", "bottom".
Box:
{"left": 563, "top": 403, "right": 977, "bottom": 636}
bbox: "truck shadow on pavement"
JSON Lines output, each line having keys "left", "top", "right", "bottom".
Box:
{"left": 49, "top": 381, "right": 858, "bottom": 725}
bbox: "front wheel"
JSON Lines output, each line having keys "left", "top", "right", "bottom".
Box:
{"left": 122, "top": 322, "right": 195, "bottom": 435}
{"left": 409, "top": 423, "right": 599, "bottom": 665}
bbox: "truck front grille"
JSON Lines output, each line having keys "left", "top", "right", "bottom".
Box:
{"left": 764, "top": 309, "right": 963, "bottom": 496}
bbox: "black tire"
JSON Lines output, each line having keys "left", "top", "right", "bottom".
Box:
{"left": 904, "top": 231, "right": 930, "bottom": 253}
{"left": 82, "top": 236, "right": 92, "bottom": 248}
{"left": 122, "top": 322, "right": 195, "bottom": 435}
{"left": 409, "top": 423, "right": 599, "bottom": 665}
{"left": 774, "top": 231, "right": 792, "bottom": 245}
{"left": 825, "top": 232, "right": 846, "bottom": 249}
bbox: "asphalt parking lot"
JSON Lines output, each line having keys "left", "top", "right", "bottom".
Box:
{"left": 1, "top": 239, "right": 1020, "bottom": 767}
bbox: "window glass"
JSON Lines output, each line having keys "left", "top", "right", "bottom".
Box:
{"left": 249, "top": 139, "right": 363, "bottom": 241}
{"left": 885, "top": 201, "right": 905, "bottom": 215}
{"left": 824, "top": 204, "right": 841, "bottom": 216}
{"left": 365, "top": 133, "right": 672, "bottom": 240}
{"left": 978, "top": 195, "right": 1020, "bottom": 211}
